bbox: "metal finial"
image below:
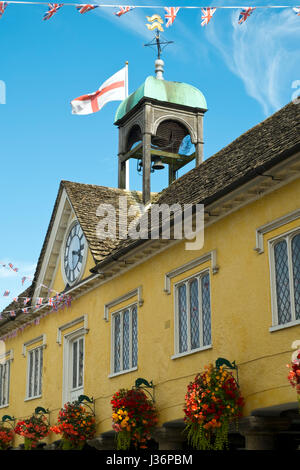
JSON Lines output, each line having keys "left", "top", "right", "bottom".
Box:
{"left": 155, "top": 58, "right": 164, "bottom": 80}
{"left": 144, "top": 31, "right": 173, "bottom": 80}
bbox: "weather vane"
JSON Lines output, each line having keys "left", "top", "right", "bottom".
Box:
{"left": 144, "top": 14, "right": 174, "bottom": 61}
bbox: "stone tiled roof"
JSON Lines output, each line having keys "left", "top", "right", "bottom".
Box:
{"left": 92, "top": 100, "right": 300, "bottom": 267}
{"left": 62, "top": 181, "right": 149, "bottom": 263}
{"left": 157, "top": 100, "right": 300, "bottom": 207}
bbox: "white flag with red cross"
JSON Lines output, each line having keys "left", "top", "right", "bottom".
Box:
{"left": 71, "top": 67, "right": 126, "bottom": 115}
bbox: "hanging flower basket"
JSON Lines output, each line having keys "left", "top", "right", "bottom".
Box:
{"left": 183, "top": 364, "right": 244, "bottom": 450}
{"left": 14, "top": 412, "right": 50, "bottom": 450}
{"left": 287, "top": 349, "right": 300, "bottom": 407}
{"left": 0, "top": 425, "right": 14, "bottom": 450}
{"left": 111, "top": 388, "right": 158, "bottom": 450}
{"left": 50, "top": 401, "right": 96, "bottom": 450}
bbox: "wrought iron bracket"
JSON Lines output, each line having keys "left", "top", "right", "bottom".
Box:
{"left": 34, "top": 406, "right": 50, "bottom": 426}
{"left": 1, "top": 415, "right": 16, "bottom": 429}
{"left": 215, "top": 357, "right": 239, "bottom": 386}
{"left": 76, "top": 394, "right": 95, "bottom": 416}
{"left": 134, "top": 378, "right": 155, "bottom": 402}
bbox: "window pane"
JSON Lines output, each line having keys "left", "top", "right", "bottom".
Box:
{"left": 78, "top": 338, "right": 84, "bottom": 387}
{"left": 6, "top": 362, "right": 10, "bottom": 405}
{"left": 189, "top": 279, "right": 200, "bottom": 350}
{"left": 202, "top": 274, "right": 211, "bottom": 346}
{"left": 123, "top": 310, "right": 130, "bottom": 370}
{"left": 0, "top": 364, "right": 3, "bottom": 405}
{"left": 1, "top": 363, "right": 7, "bottom": 406}
{"left": 39, "top": 349, "right": 43, "bottom": 396}
{"left": 28, "top": 351, "right": 33, "bottom": 398}
{"left": 178, "top": 284, "right": 188, "bottom": 353}
{"left": 274, "top": 240, "right": 292, "bottom": 324}
{"left": 33, "top": 349, "right": 39, "bottom": 397}
{"left": 132, "top": 306, "right": 138, "bottom": 368}
{"left": 292, "top": 234, "right": 300, "bottom": 320}
{"left": 114, "top": 314, "right": 121, "bottom": 373}
{"left": 73, "top": 341, "right": 78, "bottom": 389}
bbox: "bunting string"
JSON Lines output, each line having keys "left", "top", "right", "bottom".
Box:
{"left": 0, "top": 260, "right": 66, "bottom": 323}
{"left": 0, "top": 3, "right": 299, "bottom": 20}
{"left": 1, "top": 2, "right": 299, "bottom": 8}
{"left": 0, "top": 2, "right": 298, "bottom": 28}
{"left": 0, "top": 295, "right": 72, "bottom": 342}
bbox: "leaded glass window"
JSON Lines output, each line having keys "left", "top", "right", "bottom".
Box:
{"left": 112, "top": 305, "right": 138, "bottom": 374}
{"left": 292, "top": 234, "right": 300, "bottom": 320}
{"left": 273, "top": 231, "right": 300, "bottom": 325}
{"left": 27, "top": 347, "right": 43, "bottom": 399}
{"left": 176, "top": 271, "right": 211, "bottom": 355}
{"left": 71, "top": 336, "right": 84, "bottom": 392}
{"left": 0, "top": 361, "right": 10, "bottom": 407}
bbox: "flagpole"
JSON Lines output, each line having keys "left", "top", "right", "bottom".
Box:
{"left": 125, "top": 61, "right": 130, "bottom": 191}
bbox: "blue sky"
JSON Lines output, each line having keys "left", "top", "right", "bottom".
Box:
{"left": 0, "top": 1, "right": 299, "bottom": 311}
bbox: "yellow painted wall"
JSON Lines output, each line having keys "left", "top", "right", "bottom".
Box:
{"left": 1, "top": 177, "right": 300, "bottom": 446}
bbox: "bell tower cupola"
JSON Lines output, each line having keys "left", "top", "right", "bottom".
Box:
{"left": 114, "top": 33, "right": 207, "bottom": 204}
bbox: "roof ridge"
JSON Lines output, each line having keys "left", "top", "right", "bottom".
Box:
{"left": 62, "top": 180, "right": 159, "bottom": 195}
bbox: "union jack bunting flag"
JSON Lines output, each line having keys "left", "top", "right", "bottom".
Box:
{"left": 13, "top": 297, "right": 18, "bottom": 302}
{"left": 21, "top": 276, "right": 26, "bottom": 285}
{"left": 76, "top": 4, "right": 98, "bottom": 14}
{"left": 238, "top": 7, "right": 256, "bottom": 24}
{"left": 24, "top": 297, "right": 30, "bottom": 305}
{"left": 0, "top": 2, "right": 7, "bottom": 18}
{"left": 36, "top": 297, "right": 43, "bottom": 305}
{"left": 8, "top": 263, "right": 13, "bottom": 269}
{"left": 3, "top": 290, "right": 10, "bottom": 296}
{"left": 201, "top": 7, "right": 217, "bottom": 26}
{"left": 43, "top": 3, "right": 63, "bottom": 21}
{"left": 10, "top": 311, "right": 16, "bottom": 317}
{"left": 114, "top": 6, "right": 134, "bottom": 17}
{"left": 22, "top": 308, "right": 28, "bottom": 313}
{"left": 293, "top": 7, "right": 300, "bottom": 15}
{"left": 164, "top": 7, "right": 180, "bottom": 27}
{"left": 48, "top": 298, "right": 53, "bottom": 306}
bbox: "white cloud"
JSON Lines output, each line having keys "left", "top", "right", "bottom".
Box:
{"left": 205, "top": 8, "right": 300, "bottom": 115}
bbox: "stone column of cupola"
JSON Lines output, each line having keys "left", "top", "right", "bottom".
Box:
{"left": 117, "top": 125, "right": 127, "bottom": 189}
{"left": 142, "top": 132, "right": 152, "bottom": 205}
{"left": 195, "top": 112, "right": 205, "bottom": 165}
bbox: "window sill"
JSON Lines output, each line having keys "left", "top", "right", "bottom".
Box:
{"left": 24, "top": 394, "right": 42, "bottom": 402}
{"left": 171, "top": 344, "right": 212, "bottom": 360}
{"left": 269, "top": 319, "right": 300, "bottom": 332}
{"left": 108, "top": 366, "right": 138, "bottom": 379}
{"left": 0, "top": 403, "right": 9, "bottom": 409}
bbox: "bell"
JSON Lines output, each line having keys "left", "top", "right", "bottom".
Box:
{"left": 152, "top": 156, "right": 165, "bottom": 171}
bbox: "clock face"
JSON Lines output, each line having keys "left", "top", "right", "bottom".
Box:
{"left": 64, "top": 222, "right": 86, "bottom": 284}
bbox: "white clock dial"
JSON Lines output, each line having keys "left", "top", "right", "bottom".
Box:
{"left": 64, "top": 222, "right": 86, "bottom": 284}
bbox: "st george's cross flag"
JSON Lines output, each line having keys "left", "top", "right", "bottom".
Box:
{"left": 238, "top": 7, "right": 256, "bottom": 24}
{"left": 164, "top": 7, "right": 180, "bottom": 27}
{"left": 201, "top": 7, "right": 216, "bottom": 26}
{"left": 71, "top": 67, "right": 126, "bottom": 115}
